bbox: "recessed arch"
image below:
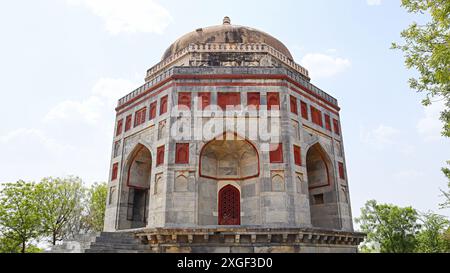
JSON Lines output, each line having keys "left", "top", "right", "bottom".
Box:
{"left": 119, "top": 143, "right": 152, "bottom": 229}
{"left": 306, "top": 142, "right": 340, "bottom": 230}
{"left": 199, "top": 132, "right": 260, "bottom": 180}
{"left": 306, "top": 143, "right": 332, "bottom": 189}
{"left": 126, "top": 143, "right": 152, "bottom": 189}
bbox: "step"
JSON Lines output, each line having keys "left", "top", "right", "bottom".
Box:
{"left": 94, "top": 237, "right": 141, "bottom": 244}
{"left": 89, "top": 243, "right": 150, "bottom": 250}
{"left": 99, "top": 232, "right": 136, "bottom": 238}
{"left": 85, "top": 249, "right": 140, "bottom": 253}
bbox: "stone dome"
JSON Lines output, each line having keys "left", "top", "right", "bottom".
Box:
{"left": 162, "top": 16, "right": 293, "bottom": 61}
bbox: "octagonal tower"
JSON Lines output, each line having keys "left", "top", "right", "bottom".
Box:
{"left": 102, "top": 17, "right": 364, "bottom": 253}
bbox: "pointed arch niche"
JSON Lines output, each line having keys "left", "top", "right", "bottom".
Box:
{"left": 118, "top": 144, "right": 152, "bottom": 230}
{"left": 199, "top": 132, "right": 259, "bottom": 181}
{"left": 306, "top": 143, "right": 340, "bottom": 230}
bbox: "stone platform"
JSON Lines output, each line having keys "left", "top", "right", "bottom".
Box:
{"left": 84, "top": 227, "right": 365, "bottom": 253}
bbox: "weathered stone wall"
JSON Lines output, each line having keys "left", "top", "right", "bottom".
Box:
{"left": 105, "top": 67, "right": 353, "bottom": 234}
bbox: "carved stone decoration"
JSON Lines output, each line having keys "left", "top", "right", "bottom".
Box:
{"left": 154, "top": 173, "right": 163, "bottom": 195}
{"left": 158, "top": 120, "right": 167, "bottom": 140}
{"left": 341, "top": 185, "right": 349, "bottom": 203}
{"left": 296, "top": 173, "right": 304, "bottom": 194}
{"left": 174, "top": 171, "right": 189, "bottom": 192}
{"left": 271, "top": 170, "right": 285, "bottom": 192}
{"left": 108, "top": 186, "right": 117, "bottom": 205}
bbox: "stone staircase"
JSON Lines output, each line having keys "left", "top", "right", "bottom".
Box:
{"left": 84, "top": 232, "right": 150, "bottom": 253}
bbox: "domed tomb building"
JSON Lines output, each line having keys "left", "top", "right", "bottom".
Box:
{"left": 101, "top": 17, "right": 364, "bottom": 253}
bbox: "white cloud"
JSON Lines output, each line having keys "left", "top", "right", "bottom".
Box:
{"left": 300, "top": 53, "right": 351, "bottom": 79}
{"left": 366, "top": 0, "right": 382, "bottom": 6}
{"left": 92, "top": 77, "right": 138, "bottom": 103}
{"left": 66, "top": 0, "right": 173, "bottom": 35}
{"left": 44, "top": 97, "right": 104, "bottom": 125}
{"left": 0, "top": 128, "right": 75, "bottom": 154}
{"left": 417, "top": 100, "right": 445, "bottom": 142}
{"left": 44, "top": 77, "right": 137, "bottom": 125}
{"left": 360, "top": 124, "right": 399, "bottom": 148}
{"left": 0, "top": 77, "right": 137, "bottom": 183}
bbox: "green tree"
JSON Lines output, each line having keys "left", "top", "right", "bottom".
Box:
{"left": 441, "top": 161, "right": 450, "bottom": 208}
{"left": 356, "top": 200, "right": 420, "bottom": 253}
{"left": 415, "top": 212, "right": 449, "bottom": 252}
{"left": 392, "top": 0, "right": 450, "bottom": 190}
{"left": 0, "top": 233, "right": 21, "bottom": 253}
{"left": 392, "top": 0, "right": 450, "bottom": 137}
{"left": 0, "top": 181, "right": 41, "bottom": 253}
{"left": 84, "top": 183, "right": 107, "bottom": 232}
{"left": 35, "top": 176, "right": 85, "bottom": 245}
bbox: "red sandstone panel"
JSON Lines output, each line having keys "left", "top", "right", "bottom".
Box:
{"left": 157, "top": 145, "right": 165, "bottom": 166}
{"left": 198, "top": 92, "right": 211, "bottom": 110}
{"left": 267, "top": 92, "right": 280, "bottom": 110}
{"left": 178, "top": 92, "right": 191, "bottom": 109}
{"left": 149, "top": 101, "right": 157, "bottom": 120}
{"left": 134, "top": 107, "right": 147, "bottom": 127}
{"left": 175, "top": 143, "right": 189, "bottom": 164}
{"left": 125, "top": 115, "right": 132, "bottom": 132}
{"left": 116, "top": 119, "right": 123, "bottom": 136}
{"left": 301, "top": 101, "right": 308, "bottom": 120}
{"left": 111, "top": 163, "right": 118, "bottom": 180}
{"left": 160, "top": 95, "right": 168, "bottom": 115}
{"left": 310, "top": 106, "right": 323, "bottom": 127}
{"left": 324, "top": 114, "right": 332, "bottom": 131}
{"left": 290, "top": 95, "right": 298, "bottom": 114}
{"left": 269, "top": 143, "right": 284, "bottom": 163}
{"left": 218, "top": 92, "right": 241, "bottom": 110}
{"left": 294, "top": 145, "right": 301, "bottom": 166}
{"left": 338, "top": 162, "right": 345, "bottom": 179}
{"left": 247, "top": 92, "right": 260, "bottom": 109}
{"left": 333, "top": 118, "right": 340, "bottom": 136}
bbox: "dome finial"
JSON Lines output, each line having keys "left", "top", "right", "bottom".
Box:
{"left": 223, "top": 16, "right": 231, "bottom": 25}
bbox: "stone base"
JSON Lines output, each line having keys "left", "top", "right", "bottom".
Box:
{"left": 84, "top": 227, "right": 364, "bottom": 253}
{"left": 136, "top": 227, "right": 364, "bottom": 253}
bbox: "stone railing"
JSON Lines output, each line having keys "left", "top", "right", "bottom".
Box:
{"left": 117, "top": 67, "right": 338, "bottom": 108}
{"left": 118, "top": 68, "right": 175, "bottom": 107}
{"left": 145, "top": 42, "right": 309, "bottom": 81}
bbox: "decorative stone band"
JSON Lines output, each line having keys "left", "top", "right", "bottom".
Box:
{"left": 145, "top": 42, "right": 310, "bottom": 81}
{"left": 134, "top": 227, "right": 365, "bottom": 246}
{"left": 117, "top": 67, "right": 338, "bottom": 109}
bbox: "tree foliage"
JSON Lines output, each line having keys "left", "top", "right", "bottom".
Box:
{"left": 0, "top": 178, "right": 108, "bottom": 253}
{"left": 357, "top": 200, "right": 450, "bottom": 253}
{"left": 392, "top": 0, "right": 450, "bottom": 137}
{"left": 0, "top": 181, "right": 41, "bottom": 253}
{"left": 415, "top": 212, "right": 449, "bottom": 252}
{"left": 441, "top": 161, "right": 450, "bottom": 208}
{"left": 84, "top": 183, "right": 107, "bottom": 232}
{"left": 356, "top": 200, "right": 420, "bottom": 253}
{"left": 35, "top": 176, "right": 85, "bottom": 245}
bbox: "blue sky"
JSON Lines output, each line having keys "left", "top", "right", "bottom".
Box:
{"left": 0, "top": 0, "right": 448, "bottom": 221}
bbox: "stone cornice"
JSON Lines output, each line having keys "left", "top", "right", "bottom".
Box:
{"left": 145, "top": 43, "right": 310, "bottom": 82}
{"left": 134, "top": 227, "right": 365, "bottom": 246}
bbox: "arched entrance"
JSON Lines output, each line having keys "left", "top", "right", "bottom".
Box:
{"left": 198, "top": 132, "right": 259, "bottom": 226}
{"left": 306, "top": 143, "right": 340, "bottom": 230}
{"left": 218, "top": 185, "right": 240, "bottom": 225}
{"left": 121, "top": 144, "right": 152, "bottom": 229}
